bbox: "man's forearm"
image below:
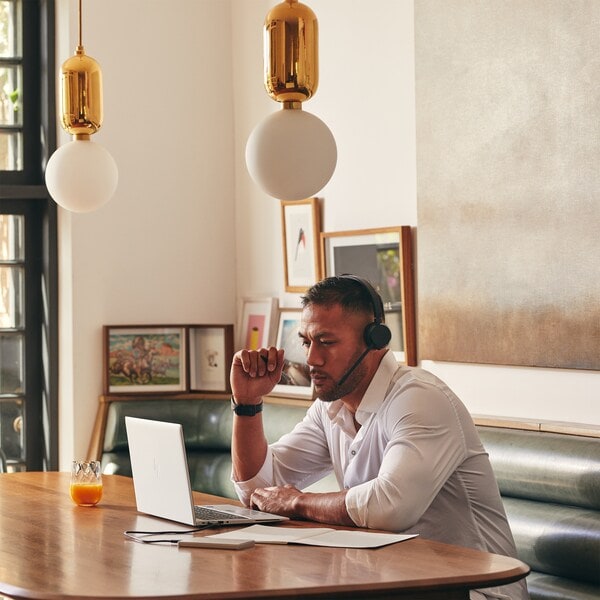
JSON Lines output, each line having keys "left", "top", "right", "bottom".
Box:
{"left": 231, "top": 411, "right": 268, "bottom": 482}
{"left": 294, "top": 490, "right": 355, "bottom": 526}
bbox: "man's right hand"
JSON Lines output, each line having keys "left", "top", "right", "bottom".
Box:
{"left": 229, "top": 347, "right": 285, "bottom": 404}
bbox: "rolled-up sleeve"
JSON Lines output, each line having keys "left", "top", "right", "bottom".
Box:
{"left": 345, "top": 383, "right": 467, "bottom": 531}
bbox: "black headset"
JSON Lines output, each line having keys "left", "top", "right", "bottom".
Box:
{"left": 340, "top": 275, "right": 392, "bottom": 350}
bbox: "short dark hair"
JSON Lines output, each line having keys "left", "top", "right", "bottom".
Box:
{"left": 301, "top": 276, "right": 384, "bottom": 322}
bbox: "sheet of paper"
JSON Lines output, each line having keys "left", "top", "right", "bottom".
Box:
{"left": 207, "top": 525, "right": 418, "bottom": 548}
{"left": 208, "top": 525, "right": 334, "bottom": 544}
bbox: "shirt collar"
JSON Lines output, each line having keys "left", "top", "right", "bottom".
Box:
{"left": 325, "top": 351, "right": 400, "bottom": 426}
{"left": 355, "top": 351, "right": 400, "bottom": 424}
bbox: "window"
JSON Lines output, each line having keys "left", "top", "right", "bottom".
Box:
{"left": 0, "top": 0, "right": 57, "bottom": 472}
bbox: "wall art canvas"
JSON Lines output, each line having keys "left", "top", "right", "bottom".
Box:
{"left": 103, "top": 326, "right": 186, "bottom": 394}
{"left": 281, "top": 198, "right": 322, "bottom": 292}
{"left": 415, "top": 0, "right": 600, "bottom": 370}
{"left": 237, "top": 297, "right": 279, "bottom": 351}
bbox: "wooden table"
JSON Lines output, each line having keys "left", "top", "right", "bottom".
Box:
{"left": 0, "top": 472, "right": 528, "bottom": 599}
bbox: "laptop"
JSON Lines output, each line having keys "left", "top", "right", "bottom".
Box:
{"left": 125, "top": 416, "right": 288, "bottom": 527}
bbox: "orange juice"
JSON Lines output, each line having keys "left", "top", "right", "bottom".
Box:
{"left": 70, "top": 482, "right": 103, "bottom": 506}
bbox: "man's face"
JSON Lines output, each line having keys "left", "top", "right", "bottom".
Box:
{"left": 299, "top": 303, "right": 370, "bottom": 402}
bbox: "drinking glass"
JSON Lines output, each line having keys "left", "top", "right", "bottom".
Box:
{"left": 70, "top": 460, "right": 103, "bottom": 506}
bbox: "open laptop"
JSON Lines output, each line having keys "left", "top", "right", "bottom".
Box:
{"left": 125, "top": 416, "right": 288, "bottom": 527}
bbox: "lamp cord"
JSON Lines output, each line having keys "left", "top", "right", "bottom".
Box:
{"left": 78, "top": 0, "right": 83, "bottom": 48}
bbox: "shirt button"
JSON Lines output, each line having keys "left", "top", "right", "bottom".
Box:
{"left": 350, "top": 450, "right": 356, "bottom": 456}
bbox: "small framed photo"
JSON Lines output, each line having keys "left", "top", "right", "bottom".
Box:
{"left": 281, "top": 198, "right": 322, "bottom": 292}
{"left": 189, "top": 325, "right": 234, "bottom": 393}
{"left": 320, "top": 226, "right": 417, "bottom": 366}
{"left": 271, "top": 309, "right": 314, "bottom": 399}
{"left": 103, "top": 325, "right": 186, "bottom": 394}
{"left": 237, "top": 297, "right": 279, "bottom": 351}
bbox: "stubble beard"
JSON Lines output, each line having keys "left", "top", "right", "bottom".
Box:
{"left": 314, "top": 351, "right": 368, "bottom": 403}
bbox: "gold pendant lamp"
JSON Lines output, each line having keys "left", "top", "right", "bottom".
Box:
{"left": 45, "top": 0, "right": 118, "bottom": 213}
{"left": 245, "top": 0, "right": 337, "bottom": 201}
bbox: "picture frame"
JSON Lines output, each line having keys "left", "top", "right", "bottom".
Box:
{"left": 188, "top": 325, "right": 234, "bottom": 393}
{"left": 320, "top": 226, "right": 417, "bottom": 366}
{"left": 270, "top": 308, "right": 314, "bottom": 399}
{"left": 103, "top": 325, "right": 187, "bottom": 394}
{"left": 237, "top": 297, "right": 279, "bottom": 351}
{"left": 281, "top": 198, "right": 322, "bottom": 292}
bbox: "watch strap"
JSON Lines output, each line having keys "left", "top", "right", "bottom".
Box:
{"left": 231, "top": 396, "right": 263, "bottom": 417}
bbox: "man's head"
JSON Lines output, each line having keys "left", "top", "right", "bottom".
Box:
{"left": 299, "top": 276, "right": 390, "bottom": 403}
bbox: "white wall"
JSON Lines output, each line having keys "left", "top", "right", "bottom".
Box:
{"left": 56, "top": 0, "right": 598, "bottom": 468}
{"left": 56, "top": 0, "right": 237, "bottom": 468}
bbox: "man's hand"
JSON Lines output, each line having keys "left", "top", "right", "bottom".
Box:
{"left": 230, "top": 347, "right": 285, "bottom": 404}
{"left": 250, "top": 484, "right": 304, "bottom": 519}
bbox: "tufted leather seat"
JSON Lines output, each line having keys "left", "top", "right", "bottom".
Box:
{"left": 98, "top": 397, "right": 600, "bottom": 599}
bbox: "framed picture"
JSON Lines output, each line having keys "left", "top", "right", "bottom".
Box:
{"left": 281, "top": 198, "right": 322, "bottom": 292}
{"left": 270, "top": 309, "right": 314, "bottom": 399}
{"left": 320, "top": 226, "right": 417, "bottom": 366}
{"left": 188, "top": 325, "right": 234, "bottom": 393}
{"left": 103, "top": 325, "right": 186, "bottom": 394}
{"left": 237, "top": 297, "right": 279, "bottom": 351}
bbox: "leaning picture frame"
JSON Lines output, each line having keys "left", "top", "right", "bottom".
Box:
{"left": 281, "top": 198, "right": 322, "bottom": 292}
{"left": 237, "top": 297, "right": 279, "bottom": 351}
{"left": 188, "top": 324, "right": 234, "bottom": 393}
{"left": 320, "top": 226, "right": 417, "bottom": 366}
{"left": 103, "top": 325, "right": 187, "bottom": 394}
{"left": 270, "top": 308, "right": 314, "bottom": 399}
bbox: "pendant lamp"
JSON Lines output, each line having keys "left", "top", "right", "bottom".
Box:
{"left": 45, "top": 0, "right": 118, "bottom": 213}
{"left": 245, "top": 0, "right": 336, "bottom": 201}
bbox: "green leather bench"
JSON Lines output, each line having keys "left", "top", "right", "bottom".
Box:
{"left": 93, "top": 395, "right": 600, "bottom": 600}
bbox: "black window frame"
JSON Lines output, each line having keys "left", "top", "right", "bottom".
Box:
{"left": 0, "top": 0, "right": 58, "bottom": 471}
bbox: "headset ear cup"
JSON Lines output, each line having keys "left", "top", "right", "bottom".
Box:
{"left": 364, "top": 322, "right": 392, "bottom": 350}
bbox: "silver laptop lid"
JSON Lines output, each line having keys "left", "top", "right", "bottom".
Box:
{"left": 126, "top": 416, "right": 197, "bottom": 525}
{"left": 125, "top": 416, "right": 289, "bottom": 527}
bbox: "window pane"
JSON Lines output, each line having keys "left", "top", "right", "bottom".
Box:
{"left": 0, "top": 332, "right": 24, "bottom": 393}
{"left": 0, "top": 130, "right": 21, "bottom": 170}
{"left": 0, "top": 1, "right": 22, "bottom": 58}
{"left": 0, "top": 398, "right": 24, "bottom": 469}
{"left": 0, "top": 266, "right": 23, "bottom": 328}
{"left": 0, "top": 214, "right": 24, "bottom": 260}
{"left": 0, "top": 65, "right": 23, "bottom": 125}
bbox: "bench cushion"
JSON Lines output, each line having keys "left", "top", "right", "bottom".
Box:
{"left": 478, "top": 427, "right": 600, "bottom": 509}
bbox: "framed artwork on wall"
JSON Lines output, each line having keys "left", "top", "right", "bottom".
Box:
{"left": 103, "top": 325, "right": 187, "bottom": 394}
{"left": 237, "top": 297, "right": 279, "bottom": 351}
{"left": 281, "top": 198, "right": 322, "bottom": 292}
{"left": 188, "top": 325, "right": 234, "bottom": 393}
{"left": 270, "top": 308, "right": 314, "bottom": 399}
{"left": 320, "top": 226, "right": 417, "bottom": 366}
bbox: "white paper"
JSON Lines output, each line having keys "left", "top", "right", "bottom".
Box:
{"left": 207, "top": 525, "right": 418, "bottom": 548}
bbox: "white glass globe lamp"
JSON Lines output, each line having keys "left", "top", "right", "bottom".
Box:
{"left": 246, "top": 106, "right": 336, "bottom": 201}
{"left": 45, "top": 138, "right": 118, "bottom": 213}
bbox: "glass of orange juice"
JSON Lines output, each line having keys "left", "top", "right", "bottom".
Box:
{"left": 70, "top": 460, "right": 103, "bottom": 506}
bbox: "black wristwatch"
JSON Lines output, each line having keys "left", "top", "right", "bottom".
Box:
{"left": 231, "top": 396, "right": 263, "bottom": 417}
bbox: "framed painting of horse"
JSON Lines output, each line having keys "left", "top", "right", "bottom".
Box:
{"left": 103, "top": 325, "right": 186, "bottom": 394}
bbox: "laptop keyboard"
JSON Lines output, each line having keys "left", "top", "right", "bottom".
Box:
{"left": 194, "top": 506, "right": 245, "bottom": 521}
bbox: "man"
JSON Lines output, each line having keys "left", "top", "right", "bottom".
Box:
{"left": 230, "top": 276, "right": 528, "bottom": 600}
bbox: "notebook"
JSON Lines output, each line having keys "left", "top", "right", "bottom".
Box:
{"left": 125, "top": 416, "right": 289, "bottom": 527}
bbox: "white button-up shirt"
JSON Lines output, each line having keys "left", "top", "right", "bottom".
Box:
{"left": 234, "top": 351, "right": 529, "bottom": 600}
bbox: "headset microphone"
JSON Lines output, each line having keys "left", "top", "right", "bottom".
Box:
{"left": 337, "top": 347, "right": 371, "bottom": 386}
